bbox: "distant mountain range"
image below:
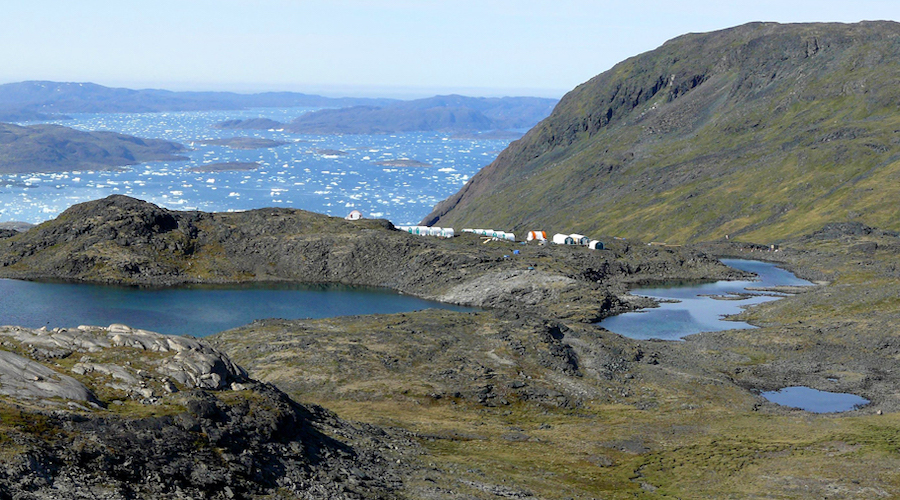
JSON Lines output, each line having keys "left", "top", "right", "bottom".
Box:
{"left": 213, "top": 95, "right": 558, "bottom": 134}
{"left": 424, "top": 21, "right": 900, "bottom": 243}
{"left": 0, "top": 123, "right": 187, "bottom": 174}
{"left": 0, "top": 82, "right": 558, "bottom": 172}
{"left": 0, "top": 81, "right": 558, "bottom": 135}
{"left": 0, "top": 81, "right": 395, "bottom": 121}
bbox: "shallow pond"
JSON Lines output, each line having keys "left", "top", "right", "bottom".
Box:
{"left": 760, "top": 386, "right": 869, "bottom": 413}
{"left": 597, "top": 259, "right": 812, "bottom": 340}
{"left": 0, "top": 279, "right": 473, "bottom": 337}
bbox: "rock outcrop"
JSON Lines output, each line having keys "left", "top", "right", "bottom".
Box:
{"left": 0, "top": 323, "right": 405, "bottom": 499}
{"left": 1, "top": 324, "right": 248, "bottom": 399}
{"left": 0, "top": 350, "right": 96, "bottom": 403}
{"left": 0, "top": 195, "right": 742, "bottom": 322}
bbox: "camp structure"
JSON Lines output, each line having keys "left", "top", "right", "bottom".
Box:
{"left": 462, "top": 228, "right": 514, "bottom": 241}
{"left": 552, "top": 233, "right": 575, "bottom": 245}
{"left": 588, "top": 240, "right": 605, "bottom": 250}
{"left": 569, "top": 234, "right": 590, "bottom": 246}
{"left": 396, "top": 225, "right": 454, "bottom": 238}
{"left": 345, "top": 210, "right": 363, "bottom": 221}
{"left": 526, "top": 230, "right": 547, "bottom": 241}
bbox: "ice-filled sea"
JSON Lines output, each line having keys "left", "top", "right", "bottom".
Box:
{"left": 1, "top": 107, "right": 514, "bottom": 225}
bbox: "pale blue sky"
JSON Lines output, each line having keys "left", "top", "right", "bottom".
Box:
{"left": 2, "top": 0, "right": 899, "bottom": 98}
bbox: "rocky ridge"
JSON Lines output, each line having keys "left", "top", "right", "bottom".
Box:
{"left": 0, "top": 195, "right": 742, "bottom": 322}
{"left": 0, "top": 323, "right": 406, "bottom": 499}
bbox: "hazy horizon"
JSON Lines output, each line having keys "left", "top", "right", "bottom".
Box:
{"left": 0, "top": 79, "right": 568, "bottom": 100}
{"left": 5, "top": 1, "right": 900, "bottom": 102}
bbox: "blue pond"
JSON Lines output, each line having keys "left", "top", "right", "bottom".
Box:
{"left": 598, "top": 259, "right": 812, "bottom": 340}
{"left": 0, "top": 279, "right": 473, "bottom": 337}
{"left": 761, "top": 386, "right": 869, "bottom": 413}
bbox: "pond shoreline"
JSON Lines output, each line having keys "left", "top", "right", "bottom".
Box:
{"left": 597, "top": 259, "right": 814, "bottom": 341}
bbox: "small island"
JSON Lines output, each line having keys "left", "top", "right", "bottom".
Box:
{"left": 0, "top": 123, "right": 187, "bottom": 174}
{"left": 373, "top": 159, "right": 432, "bottom": 168}
{"left": 186, "top": 161, "right": 261, "bottom": 173}
{"left": 211, "top": 118, "right": 285, "bottom": 130}
{"left": 450, "top": 130, "right": 524, "bottom": 140}
{"left": 314, "top": 149, "right": 348, "bottom": 156}
{"left": 192, "top": 137, "right": 288, "bottom": 150}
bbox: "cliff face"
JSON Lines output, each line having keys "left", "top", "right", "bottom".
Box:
{"left": 423, "top": 21, "right": 900, "bottom": 243}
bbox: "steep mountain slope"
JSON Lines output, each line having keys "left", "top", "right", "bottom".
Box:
{"left": 424, "top": 21, "right": 900, "bottom": 243}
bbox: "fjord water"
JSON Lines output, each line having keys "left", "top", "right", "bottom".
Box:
{"left": 761, "top": 386, "right": 869, "bottom": 413}
{"left": 598, "top": 259, "right": 812, "bottom": 340}
{"left": 0, "top": 279, "right": 473, "bottom": 337}
{"left": 1, "top": 108, "right": 514, "bottom": 225}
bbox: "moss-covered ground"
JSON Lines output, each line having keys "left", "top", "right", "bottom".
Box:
{"left": 211, "top": 227, "right": 900, "bottom": 498}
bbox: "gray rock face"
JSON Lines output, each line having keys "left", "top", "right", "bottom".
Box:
{"left": 437, "top": 269, "right": 577, "bottom": 307}
{"left": 0, "top": 323, "right": 249, "bottom": 401}
{"left": 0, "top": 221, "right": 33, "bottom": 232}
{"left": 0, "top": 323, "right": 405, "bottom": 499}
{"left": 0, "top": 384, "right": 405, "bottom": 499}
{"left": 0, "top": 350, "right": 96, "bottom": 402}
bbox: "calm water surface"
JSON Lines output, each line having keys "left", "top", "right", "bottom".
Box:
{"left": 598, "top": 259, "right": 813, "bottom": 340}
{"left": 0, "top": 279, "right": 473, "bottom": 337}
{"left": 761, "top": 386, "right": 869, "bottom": 413}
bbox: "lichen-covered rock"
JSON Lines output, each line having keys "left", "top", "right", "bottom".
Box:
{"left": 437, "top": 269, "right": 577, "bottom": 308}
{"left": 0, "top": 323, "right": 408, "bottom": 499}
{"left": 0, "top": 324, "right": 248, "bottom": 399}
{"left": 0, "top": 383, "right": 406, "bottom": 499}
{"left": 0, "top": 350, "right": 96, "bottom": 403}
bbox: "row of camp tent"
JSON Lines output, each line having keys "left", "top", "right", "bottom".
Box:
{"left": 460, "top": 228, "right": 516, "bottom": 241}
{"left": 527, "top": 231, "right": 605, "bottom": 250}
{"left": 397, "top": 225, "right": 604, "bottom": 249}
{"left": 396, "top": 225, "right": 456, "bottom": 238}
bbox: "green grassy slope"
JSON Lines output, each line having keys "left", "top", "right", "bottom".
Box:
{"left": 424, "top": 21, "right": 900, "bottom": 244}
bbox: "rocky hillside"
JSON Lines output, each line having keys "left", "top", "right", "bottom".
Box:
{"left": 0, "top": 195, "right": 739, "bottom": 322}
{"left": 0, "top": 323, "right": 404, "bottom": 499}
{"left": 0, "top": 123, "right": 187, "bottom": 174}
{"left": 424, "top": 21, "right": 900, "bottom": 243}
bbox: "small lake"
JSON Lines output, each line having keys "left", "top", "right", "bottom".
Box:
{"left": 761, "top": 386, "right": 869, "bottom": 413}
{"left": 0, "top": 279, "right": 473, "bottom": 337}
{"left": 598, "top": 259, "right": 813, "bottom": 340}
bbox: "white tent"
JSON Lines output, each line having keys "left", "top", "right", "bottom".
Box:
{"left": 570, "top": 234, "right": 590, "bottom": 246}
{"left": 396, "top": 225, "right": 455, "bottom": 238}
{"left": 552, "top": 233, "right": 575, "bottom": 245}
